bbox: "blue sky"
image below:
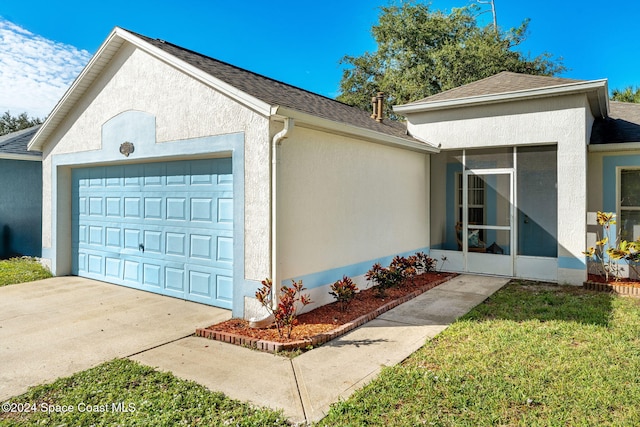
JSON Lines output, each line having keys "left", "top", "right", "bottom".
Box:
{"left": 1, "top": 0, "right": 638, "bottom": 118}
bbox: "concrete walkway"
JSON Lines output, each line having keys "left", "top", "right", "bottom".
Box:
{"left": 0, "top": 277, "right": 230, "bottom": 401}
{"left": 131, "top": 274, "right": 509, "bottom": 425}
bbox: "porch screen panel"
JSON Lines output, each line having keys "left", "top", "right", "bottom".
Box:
{"left": 516, "top": 146, "right": 557, "bottom": 257}
{"left": 620, "top": 169, "right": 640, "bottom": 241}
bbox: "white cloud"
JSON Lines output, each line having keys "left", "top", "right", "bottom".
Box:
{"left": 0, "top": 17, "right": 91, "bottom": 119}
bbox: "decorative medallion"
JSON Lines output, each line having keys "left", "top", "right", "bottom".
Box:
{"left": 119, "top": 141, "right": 135, "bottom": 157}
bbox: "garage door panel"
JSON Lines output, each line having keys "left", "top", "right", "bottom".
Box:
{"left": 165, "top": 266, "right": 186, "bottom": 293}
{"left": 166, "top": 197, "right": 187, "bottom": 220}
{"left": 124, "top": 228, "right": 141, "bottom": 251}
{"left": 72, "top": 158, "right": 233, "bottom": 308}
{"left": 165, "top": 232, "right": 187, "bottom": 257}
{"left": 105, "top": 257, "right": 121, "bottom": 279}
{"left": 144, "top": 197, "right": 163, "bottom": 220}
{"left": 87, "top": 254, "right": 103, "bottom": 275}
{"left": 123, "top": 259, "right": 141, "bottom": 283}
{"left": 143, "top": 229, "right": 163, "bottom": 254}
{"left": 142, "top": 263, "right": 162, "bottom": 288}
{"left": 216, "top": 275, "right": 233, "bottom": 302}
{"left": 191, "top": 198, "right": 214, "bottom": 222}
{"left": 216, "top": 235, "right": 233, "bottom": 264}
{"left": 124, "top": 197, "right": 141, "bottom": 218}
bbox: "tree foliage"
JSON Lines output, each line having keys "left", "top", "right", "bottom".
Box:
{"left": 337, "top": 2, "right": 565, "bottom": 118}
{"left": 611, "top": 86, "right": 640, "bottom": 103}
{"left": 0, "top": 111, "right": 43, "bottom": 136}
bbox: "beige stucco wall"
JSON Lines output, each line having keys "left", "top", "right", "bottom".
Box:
{"left": 407, "top": 94, "right": 593, "bottom": 284}
{"left": 40, "top": 42, "right": 271, "bottom": 281}
{"left": 275, "top": 125, "right": 430, "bottom": 307}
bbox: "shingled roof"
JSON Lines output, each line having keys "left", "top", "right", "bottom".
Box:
{"left": 30, "top": 28, "right": 432, "bottom": 152}
{"left": 591, "top": 101, "right": 640, "bottom": 144}
{"left": 0, "top": 126, "right": 42, "bottom": 159}
{"left": 406, "top": 71, "right": 585, "bottom": 104}
{"left": 129, "top": 31, "right": 416, "bottom": 144}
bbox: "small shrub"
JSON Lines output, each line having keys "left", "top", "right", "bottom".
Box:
{"left": 415, "top": 251, "right": 437, "bottom": 273}
{"left": 329, "top": 275, "right": 359, "bottom": 312}
{"left": 390, "top": 256, "right": 417, "bottom": 282}
{"left": 583, "top": 211, "right": 640, "bottom": 282}
{"left": 365, "top": 262, "right": 403, "bottom": 298}
{"left": 255, "top": 278, "right": 312, "bottom": 338}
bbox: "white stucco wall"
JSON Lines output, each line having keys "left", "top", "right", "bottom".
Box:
{"left": 275, "top": 125, "right": 430, "bottom": 308}
{"left": 40, "top": 42, "right": 271, "bottom": 282}
{"left": 407, "top": 94, "right": 593, "bottom": 284}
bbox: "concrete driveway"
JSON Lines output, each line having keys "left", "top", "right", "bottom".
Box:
{"left": 0, "top": 276, "right": 230, "bottom": 401}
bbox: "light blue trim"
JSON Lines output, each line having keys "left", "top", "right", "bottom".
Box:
{"left": 48, "top": 110, "right": 250, "bottom": 317}
{"left": 558, "top": 256, "right": 586, "bottom": 270}
{"left": 603, "top": 155, "right": 640, "bottom": 212}
{"left": 282, "top": 247, "right": 430, "bottom": 289}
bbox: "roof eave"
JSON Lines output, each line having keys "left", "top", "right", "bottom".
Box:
{"left": 29, "top": 27, "right": 273, "bottom": 152}
{"left": 394, "top": 79, "right": 610, "bottom": 118}
{"left": 273, "top": 106, "right": 439, "bottom": 153}
{"left": 29, "top": 27, "right": 125, "bottom": 152}
{"left": 0, "top": 153, "right": 42, "bottom": 161}
{"left": 588, "top": 141, "right": 640, "bottom": 152}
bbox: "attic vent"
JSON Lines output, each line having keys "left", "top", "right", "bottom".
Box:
{"left": 370, "top": 92, "right": 384, "bottom": 123}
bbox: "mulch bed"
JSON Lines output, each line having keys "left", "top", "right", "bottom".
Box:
{"left": 584, "top": 274, "right": 640, "bottom": 296}
{"left": 196, "top": 272, "right": 456, "bottom": 353}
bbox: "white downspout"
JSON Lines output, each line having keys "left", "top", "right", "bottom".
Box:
{"left": 249, "top": 117, "right": 294, "bottom": 328}
{"left": 271, "top": 117, "right": 294, "bottom": 288}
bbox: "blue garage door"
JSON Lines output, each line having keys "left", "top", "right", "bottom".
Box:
{"left": 72, "top": 158, "right": 233, "bottom": 309}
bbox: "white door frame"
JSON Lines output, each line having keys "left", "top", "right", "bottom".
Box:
{"left": 462, "top": 163, "right": 515, "bottom": 276}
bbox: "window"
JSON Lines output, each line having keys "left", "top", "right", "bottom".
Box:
{"left": 457, "top": 172, "right": 485, "bottom": 227}
{"left": 619, "top": 169, "right": 640, "bottom": 241}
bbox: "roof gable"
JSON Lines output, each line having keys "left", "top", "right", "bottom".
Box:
{"left": 409, "top": 72, "right": 584, "bottom": 104}
{"left": 395, "top": 71, "right": 609, "bottom": 118}
{"left": 30, "top": 27, "right": 430, "bottom": 152}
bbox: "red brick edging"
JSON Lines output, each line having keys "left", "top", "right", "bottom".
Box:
{"left": 196, "top": 275, "right": 455, "bottom": 353}
{"left": 583, "top": 280, "right": 640, "bottom": 296}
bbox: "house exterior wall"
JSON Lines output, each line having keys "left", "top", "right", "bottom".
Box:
{"left": 588, "top": 149, "right": 640, "bottom": 213}
{"left": 587, "top": 148, "right": 640, "bottom": 278}
{"left": 406, "top": 94, "right": 592, "bottom": 285}
{"left": 274, "top": 125, "right": 430, "bottom": 309}
{"left": 39, "top": 42, "right": 271, "bottom": 315}
{"left": 0, "top": 159, "right": 42, "bottom": 258}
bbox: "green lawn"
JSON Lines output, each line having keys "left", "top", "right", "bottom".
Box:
{"left": 0, "top": 359, "right": 288, "bottom": 426}
{"left": 0, "top": 257, "right": 52, "bottom": 286}
{"left": 318, "top": 281, "right": 640, "bottom": 426}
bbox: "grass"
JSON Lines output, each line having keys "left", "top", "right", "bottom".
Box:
{"left": 0, "top": 359, "right": 289, "bottom": 426}
{"left": 0, "top": 257, "right": 52, "bottom": 286}
{"left": 318, "top": 280, "right": 640, "bottom": 426}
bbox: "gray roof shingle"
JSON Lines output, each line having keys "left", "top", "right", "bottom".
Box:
{"left": 130, "top": 31, "right": 416, "bottom": 143}
{"left": 0, "top": 126, "right": 42, "bottom": 158}
{"left": 591, "top": 101, "right": 640, "bottom": 144}
{"left": 405, "top": 71, "right": 584, "bottom": 104}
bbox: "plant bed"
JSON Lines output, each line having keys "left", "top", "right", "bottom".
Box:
{"left": 196, "top": 272, "right": 456, "bottom": 353}
{"left": 583, "top": 273, "right": 640, "bottom": 296}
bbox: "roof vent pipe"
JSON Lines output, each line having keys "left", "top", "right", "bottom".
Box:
{"left": 371, "top": 92, "right": 384, "bottom": 123}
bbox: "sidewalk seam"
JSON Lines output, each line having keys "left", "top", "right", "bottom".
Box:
{"left": 126, "top": 333, "right": 195, "bottom": 358}
{"left": 289, "top": 359, "right": 308, "bottom": 424}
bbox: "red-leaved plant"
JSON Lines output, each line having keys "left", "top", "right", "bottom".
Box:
{"left": 365, "top": 262, "right": 403, "bottom": 297}
{"left": 255, "top": 278, "right": 312, "bottom": 339}
{"left": 415, "top": 251, "right": 437, "bottom": 273}
{"left": 329, "top": 275, "right": 359, "bottom": 312}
